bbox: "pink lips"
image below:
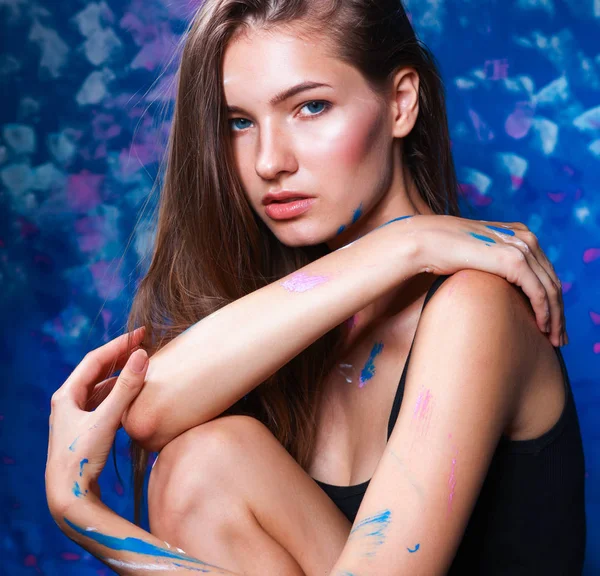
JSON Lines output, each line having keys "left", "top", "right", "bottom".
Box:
{"left": 264, "top": 198, "right": 316, "bottom": 220}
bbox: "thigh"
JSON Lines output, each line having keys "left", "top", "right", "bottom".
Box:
{"left": 148, "top": 414, "right": 352, "bottom": 576}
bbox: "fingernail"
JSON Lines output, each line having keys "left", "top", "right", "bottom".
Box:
{"left": 128, "top": 349, "right": 148, "bottom": 373}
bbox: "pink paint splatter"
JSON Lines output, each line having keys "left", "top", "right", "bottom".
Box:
{"left": 593, "top": 343, "right": 600, "bottom": 354}
{"left": 484, "top": 58, "right": 509, "bottom": 80}
{"left": 101, "top": 308, "right": 112, "bottom": 331}
{"left": 590, "top": 311, "right": 600, "bottom": 325}
{"left": 60, "top": 552, "right": 82, "bottom": 561}
{"left": 92, "top": 113, "right": 122, "bottom": 140}
{"left": 75, "top": 216, "right": 107, "bottom": 253}
{"left": 583, "top": 248, "right": 600, "bottom": 263}
{"left": 23, "top": 554, "right": 41, "bottom": 573}
{"left": 118, "top": 143, "right": 160, "bottom": 178}
{"left": 458, "top": 183, "right": 493, "bottom": 207}
{"left": 280, "top": 272, "right": 329, "bottom": 293}
{"left": 67, "top": 170, "right": 104, "bottom": 212}
{"left": 448, "top": 450, "right": 458, "bottom": 515}
{"left": 547, "top": 192, "right": 567, "bottom": 203}
{"left": 505, "top": 101, "right": 535, "bottom": 139}
{"left": 412, "top": 387, "right": 433, "bottom": 436}
{"left": 511, "top": 175, "right": 524, "bottom": 189}
{"left": 90, "top": 260, "right": 124, "bottom": 301}
{"left": 413, "top": 388, "right": 432, "bottom": 418}
{"left": 114, "top": 480, "right": 124, "bottom": 496}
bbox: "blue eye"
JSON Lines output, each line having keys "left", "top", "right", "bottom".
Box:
{"left": 230, "top": 118, "right": 252, "bottom": 131}
{"left": 301, "top": 100, "right": 329, "bottom": 115}
{"left": 229, "top": 100, "right": 332, "bottom": 133}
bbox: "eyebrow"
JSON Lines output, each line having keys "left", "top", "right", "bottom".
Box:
{"left": 226, "top": 81, "right": 333, "bottom": 114}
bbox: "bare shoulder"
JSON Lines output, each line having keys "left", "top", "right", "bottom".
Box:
{"left": 427, "top": 270, "right": 538, "bottom": 328}
{"left": 414, "top": 270, "right": 545, "bottom": 376}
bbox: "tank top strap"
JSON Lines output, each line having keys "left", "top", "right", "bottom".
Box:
{"left": 387, "top": 274, "right": 452, "bottom": 439}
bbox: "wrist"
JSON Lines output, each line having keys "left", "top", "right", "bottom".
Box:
{"left": 393, "top": 214, "right": 430, "bottom": 275}
{"left": 382, "top": 217, "right": 423, "bottom": 279}
{"left": 46, "top": 477, "right": 96, "bottom": 519}
{"left": 48, "top": 488, "right": 102, "bottom": 528}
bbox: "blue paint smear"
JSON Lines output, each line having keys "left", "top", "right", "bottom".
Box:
{"left": 469, "top": 232, "right": 496, "bottom": 244}
{"left": 485, "top": 224, "right": 515, "bottom": 236}
{"left": 359, "top": 341, "right": 384, "bottom": 386}
{"left": 377, "top": 215, "right": 414, "bottom": 229}
{"left": 72, "top": 481, "right": 88, "bottom": 498}
{"left": 351, "top": 202, "right": 363, "bottom": 224}
{"left": 64, "top": 517, "right": 223, "bottom": 569}
{"left": 79, "top": 458, "right": 89, "bottom": 477}
{"left": 408, "top": 543, "right": 420, "bottom": 553}
{"left": 68, "top": 436, "right": 79, "bottom": 452}
{"left": 337, "top": 224, "right": 346, "bottom": 235}
{"left": 350, "top": 509, "right": 392, "bottom": 547}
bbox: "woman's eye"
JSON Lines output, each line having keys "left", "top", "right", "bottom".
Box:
{"left": 300, "top": 100, "right": 331, "bottom": 116}
{"left": 229, "top": 101, "right": 331, "bottom": 132}
{"left": 230, "top": 118, "right": 252, "bottom": 131}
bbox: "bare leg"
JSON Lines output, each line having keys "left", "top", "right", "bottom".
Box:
{"left": 148, "top": 415, "right": 352, "bottom": 576}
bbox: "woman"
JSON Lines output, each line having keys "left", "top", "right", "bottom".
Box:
{"left": 45, "top": 0, "right": 586, "bottom": 574}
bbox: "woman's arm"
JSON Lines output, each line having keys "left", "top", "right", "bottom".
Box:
{"left": 123, "top": 218, "right": 421, "bottom": 451}
{"left": 46, "top": 336, "right": 240, "bottom": 576}
{"left": 329, "top": 270, "right": 538, "bottom": 575}
{"left": 123, "top": 216, "right": 564, "bottom": 452}
{"left": 50, "top": 495, "right": 239, "bottom": 576}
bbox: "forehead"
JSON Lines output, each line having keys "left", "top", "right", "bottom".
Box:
{"left": 222, "top": 28, "right": 357, "bottom": 104}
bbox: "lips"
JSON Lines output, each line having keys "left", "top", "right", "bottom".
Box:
{"left": 263, "top": 197, "right": 317, "bottom": 220}
{"left": 262, "top": 191, "right": 313, "bottom": 205}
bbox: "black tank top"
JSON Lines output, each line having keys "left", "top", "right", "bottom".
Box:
{"left": 314, "top": 274, "right": 586, "bottom": 575}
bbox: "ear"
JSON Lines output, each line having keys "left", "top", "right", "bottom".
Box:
{"left": 390, "top": 67, "right": 420, "bottom": 139}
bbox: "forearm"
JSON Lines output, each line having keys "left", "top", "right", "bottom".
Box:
{"left": 125, "top": 221, "right": 420, "bottom": 450}
{"left": 50, "top": 494, "right": 239, "bottom": 576}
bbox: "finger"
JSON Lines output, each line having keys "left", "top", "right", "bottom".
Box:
{"left": 467, "top": 234, "right": 550, "bottom": 333}
{"left": 96, "top": 349, "right": 148, "bottom": 429}
{"left": 63, "top": 327, "right": 146, "bottom": 403}
{"left": 511, "top": 229, "right": 565, "bottom": 346}
{"left": 517, "top": 244, "right": 562, "bottom": 346}
{"left": 483, "top": 227, "right": 561, "bottom": 346}
{"left": 496, "top": 245, "right": 553, "bottom": 339}
{"left": 485, "top": 222, "right": 567, "bottom": 346}
{"left": 517, "top": 231, "right": 567, "bottom": 345}
{"left": 71, "top": 344, "right": 144, "bottom": 409}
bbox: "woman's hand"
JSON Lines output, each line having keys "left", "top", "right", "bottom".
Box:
{"left": 395, "top": 215, "right": 567, "bottom": 348}
{"left": 45, "top": 327, "right": 148, "bottom": 516}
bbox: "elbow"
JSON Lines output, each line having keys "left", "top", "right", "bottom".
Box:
{"left": 121, "top": 402, "right": 169, "bottom": 453}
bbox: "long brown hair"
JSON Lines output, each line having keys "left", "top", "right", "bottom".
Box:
{"left": 126, "top": 0, "right": 460, "bottom": 525}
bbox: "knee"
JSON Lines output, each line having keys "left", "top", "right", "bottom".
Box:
{"left": 148, "top": 415, "right": 269, "bottom": 524}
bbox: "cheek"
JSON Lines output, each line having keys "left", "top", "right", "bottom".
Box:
{"left": 310, "top": 109, "right": 386, "bottom": 171}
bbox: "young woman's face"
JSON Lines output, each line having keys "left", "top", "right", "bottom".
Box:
{"left": 222, "top": 26, "right": 422, "bottom": 249}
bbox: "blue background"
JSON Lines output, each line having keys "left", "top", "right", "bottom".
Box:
{"left": 1, "top": 0, "right": 598, "bottom": 573}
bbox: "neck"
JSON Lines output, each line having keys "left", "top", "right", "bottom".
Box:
{"left": 326, "top": 159, "right": 434, "bottom": 253}
{"left": 329, "top": 160, "right": 437, "bottom": 343}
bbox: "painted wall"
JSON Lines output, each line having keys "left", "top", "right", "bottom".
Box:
{"left": 1, "top": 0, "right": 598, "bottom": 573}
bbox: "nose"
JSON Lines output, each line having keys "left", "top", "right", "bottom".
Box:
{"left": 255, "top": 119, "right": 297, "bottom": 180}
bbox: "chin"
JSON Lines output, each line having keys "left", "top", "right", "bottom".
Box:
{"left": 266, "top": 220, "right": 330, "bottom": 248}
